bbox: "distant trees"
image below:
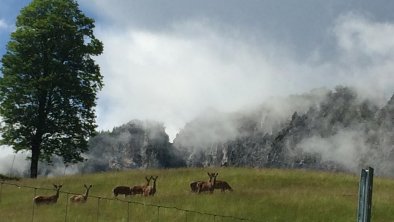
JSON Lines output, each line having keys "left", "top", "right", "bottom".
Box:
{"left": 0, "top": 0, "right": 103, "bottom": 178}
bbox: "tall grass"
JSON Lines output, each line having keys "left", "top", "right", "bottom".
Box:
{"left": 1, "top": 168, "right": 394, "bottom": 221}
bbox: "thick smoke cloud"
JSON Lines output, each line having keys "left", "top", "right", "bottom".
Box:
{"left": 93, "top": 13, "right": 394, "bottom": 142}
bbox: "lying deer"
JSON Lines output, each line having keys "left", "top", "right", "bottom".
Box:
{"left": 144, "top": 176, "right": 158, "bottom": 196}
{"left": 191, "top": 174, "right": 233, "bottom": 192}
{"left": 197, "top": 172, "right": 218, "bottom": 194}
{"left": 131, "top": 176, "right": 152, "bottom": 195}
{"left": 69, "top": 184, "right": 93, "bottom": 203}
{"left": 33, "top": 184, "right": 63, "bottom": 205}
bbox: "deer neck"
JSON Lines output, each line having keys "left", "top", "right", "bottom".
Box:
{"left": 84, "top": 188, "right": 90, "bottom": 199}
{"left": 54, "top": 189, "right": 60, "bottom": 199}
{"left": 211, "top": 176, "right": 216, "bottom": 187}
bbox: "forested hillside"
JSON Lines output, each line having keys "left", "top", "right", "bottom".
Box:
{"left": 174, "top": 86, "right": 394, "bottom": 175}
{"left": 74, "top": 86, "right": 394, "bottom": 176}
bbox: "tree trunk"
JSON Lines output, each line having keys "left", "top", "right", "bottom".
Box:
{"left": 30, "top": 144, "right": 40, "bottom": 178}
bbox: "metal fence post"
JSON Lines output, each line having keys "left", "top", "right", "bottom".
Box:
{"left": 357, "top": 167, "right": 374, "bottom": 222}
{"left": 32, "top": 188, "right": 37, "bottom": 222}
{"left": 64, "top": 193, "right": 69, "bottom": 222}
{"left": 97, "top": 197, "right": 100, "bottom": 222}
{"left": 365, "top": 167, "right": 374, "bottom": 222}
{"left": 0, "top": 181, "right": 3, "bottom": 203}
{"left": 157, "top": 206, "right": 160, "bottom": 222}
{"left": 127, "top": 202, "right": 130, "bottom": 222}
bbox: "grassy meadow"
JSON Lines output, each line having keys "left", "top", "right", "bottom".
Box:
{"left": 1, "top": 168, "right": 394, "bottom": 222}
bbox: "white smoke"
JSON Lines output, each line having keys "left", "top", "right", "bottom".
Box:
{"left": 296, "top": 129, "right": 369, "bottom": 172}
{"left": 0, "top": 146, "right": 29, "bottom": 176}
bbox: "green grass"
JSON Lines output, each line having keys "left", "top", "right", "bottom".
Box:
{"left": 1, "top": 168, "right": 394, "bottom": 222}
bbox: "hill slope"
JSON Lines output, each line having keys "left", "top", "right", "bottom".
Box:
{"left": 1, "top": 168, "right": 394, "bottom": 222}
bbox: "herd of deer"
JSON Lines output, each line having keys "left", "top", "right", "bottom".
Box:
{"left": 32, "top": 172, "right": 232, "bottom": 205}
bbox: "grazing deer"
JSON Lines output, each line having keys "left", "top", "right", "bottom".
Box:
{"left": 197, "top": 172, "right": 218, "bottom": 194}
{"left": 214, "top": 180, "right": 233, "bottom": 192}
{"left": 131, "top": 176, "right": 152, "bottom": 195}
{"left": 113, "top": 185, "right": 132, "bottom": 197}
{"left": 144, "top": 176, "right": 158, "bottom": 196}
{"left": 69, "top": 184, "right": 93, "bottom": 203}
{"left": 33, "top": 184, "right": 63, "bottom": 205}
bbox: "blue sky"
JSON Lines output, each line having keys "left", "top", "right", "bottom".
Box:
{"left": 1, "top": 0, "right": 394, "bottom": 141}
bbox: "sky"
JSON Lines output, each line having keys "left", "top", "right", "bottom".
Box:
{"left": 1, "top": 0, "right": 394, "bottom": 146}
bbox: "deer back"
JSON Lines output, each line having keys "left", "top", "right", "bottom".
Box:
{"left": 214, "top": 180, "right": 233, "bottom": 191}
{"left": 113, "top": 186, "right": 132, "bottom": 197}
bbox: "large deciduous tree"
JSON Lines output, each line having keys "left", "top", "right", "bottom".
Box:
{"left": 0, "top": 0, "right": 103, "bottom": 178}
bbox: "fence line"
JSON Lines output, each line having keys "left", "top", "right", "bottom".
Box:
{"left": 0, "top": 181, "right": 256, "bottom": 222}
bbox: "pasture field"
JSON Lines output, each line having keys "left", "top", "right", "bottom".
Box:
{"left": 1, "top": 168, "right": 394, "bottom": 222}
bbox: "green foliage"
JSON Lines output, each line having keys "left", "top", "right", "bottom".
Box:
{"left": 0, "top": 0, "right": 103, "bottom": 178}
{"left": 1, "top": 168, "right": 394, "bottom": 221}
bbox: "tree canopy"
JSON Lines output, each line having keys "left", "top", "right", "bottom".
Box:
{"left": 0, "top": 0, "right": 103, "bottom": 178}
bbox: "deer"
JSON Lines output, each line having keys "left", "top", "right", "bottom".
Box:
{"left": 143, "top": 176, "right": 158, "bottom": 196}
{"left": 190, "top": 181, "right": 201, "bottom": 193}
{"left": 33, "top": 184, "right": 63, "bottom": 205}
{"left": 113, "top": 185, "right": 132, "bottom": 198}
{"left": 69, "top": 184, "right": 93, "bottom": 203}
{"left": 213, "top": 180, "right": 233, "bottom": 192}
{"left": 130, "top": 176, "right": 152, "bottom": 195}
{"left": 197, "top": 172, "right": 218, "bottom": 194}
{"left": 191, "top": 174, "right": 233, "bottom": 192}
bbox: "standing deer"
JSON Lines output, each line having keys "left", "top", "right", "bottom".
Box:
{"left": 69, "top": 184, "right": 93, "bottom": 203}
{"left": 197, "top": 172, "right": 218, "bottom": 194}
{"left": 33, "top": 184, "right": 63, "bottom": 205}
{"left": 144, "top": 176, "right": 158, "bottom": 196}
{"left": 131, "top": 176, "right": 152, "bottom": 195}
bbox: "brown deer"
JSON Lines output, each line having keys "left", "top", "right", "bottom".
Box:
{"left": 197, "top": 172, "right": 218, "bottom": 194}
{"left": 69, "top": 184, "right": 93, "bottom": 203}
{"left": 113, "top": 185, "right": 132, "bottom": 197}
{"left": 143, "top": 176, "right": 158, "bottom": 196}
{"left": 214, "top": 180, "right": 233, "bottom": 192}
{"left": 131, "top": 176, "right": 152, "bottom": 195}
{"left": 192, "top": 174, "right": 233, "bottom": 192}
{"left": 33, "top": 184, "right": 63, "bottom": 205}
{"left": 190, "top": 181, "right": 201, "bottom": 193}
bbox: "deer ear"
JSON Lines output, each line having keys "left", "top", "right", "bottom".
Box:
{"left": 53, "top": 184, "right": 57, "bottom": 188}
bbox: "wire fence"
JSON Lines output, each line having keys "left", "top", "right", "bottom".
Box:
{"left": 0, "top": 181, "right": 257, "bottom": 222}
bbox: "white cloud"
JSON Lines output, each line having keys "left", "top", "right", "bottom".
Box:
{"left": 0, "top": 19, "right": 9, "bottom": 30}
{"left": 94, "top": 22, "right": 333, "bottom": 140}
{"left": 93, "top": 14, "right": 394, "bottom": 140}
{"left": 332, "top": 13, "right": 394, "bottom": 102}
{"left": 297, "top": 130, "right": 369, "bottom": 171}
{"left": 334, "top": 13, "right": 394, "bottom": 59}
